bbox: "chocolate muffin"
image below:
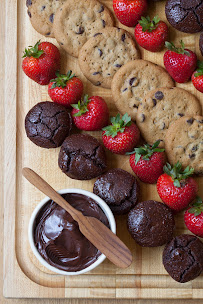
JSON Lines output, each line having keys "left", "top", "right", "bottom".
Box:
{"left": 127, "top": 200, "right": 175, "bottom": 247}
{"left": 163, "top": 234, "right": 203, "bottom": 283}
{"left": 200, "top": 32, "right": 203, "bottom": 56}
{"left": 165, "top": 0, "right": 203, "bottom": 33}
{"left": 25, "top": 101, "right": 72, "bottom": 148}
{"left": 93, "top": 169, "right": 139, "bottom": 215}
{"left": 58, "top": 134, "right": 107, "bottom": 180}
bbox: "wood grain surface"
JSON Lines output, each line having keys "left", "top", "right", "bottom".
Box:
{"left": 1, "top": 0, "right": 203, "bottom": 302}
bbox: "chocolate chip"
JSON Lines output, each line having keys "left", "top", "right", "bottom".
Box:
{"left": 98, "top": 5, "right": 104, "bottom": 13}
{"left": 133, "top": 104, "right": 138, "bottom": 108}
{"left": 161, "top": 122, "right": 165, "bottom": 130}
{"left": 178, "top": 113, "right": 184, "bottom": 117}
{"left": 117, "top": 27, "right": 121, "bottom": 31}
{"left": 41, "top": 5, "right": 46, "bottom": 10}
{"left": 93, "top": 72, "right": 100, "bottom": 75}
{"left": 26, "top": 0, "right": 32, "bottom": 6}
{"left": 27, "top": 10, "right": 31, "bottom": 17}
{"left": 187, "top": 118, "right": 194, "bottom": 124}
{"left": 192, "top": 145, "right": 198, "bottom": 152}
{"left": 49, "top": 13, "right": 54, "bottom": 23}
{"left": 98, "top": 48, "right": 103, "bottom": 56}
{"left": 94, "top": 32, "right": 102, "bottom": 37}
{"left": 115, "top": 64, "right": 122, "bottom": 68}
{"left": 152, "top": 99, "right": 157, "bottom": 107}
{"left": 123, "top": 88, "right": 128, "bottom": 92}
{"left": 46, "top": 32, "right": 51, "bottom": 36}
{"left": 121, "top": 34, "right": 126, "bottom": 42}
{"left": 129, "top": 77, "right": 137, "bottom": 86}
{"left": 60, "top": 42, "right": 64, "bottom": 45}
{"left": 75, "top": 26, "right": 84, "bottom": 34}
{"left": 102, "top": 20, "right": 106, "bottom": 28}
{"left": 189, "top": 153, "right": 196, "bottom": 159}
{"left": 155, "top": 91, "right": 164, "bottom": 100}
{"left": 140, "top": 114, "right": 145, "bottom": 122}
{"left": 107, "top": 73, "right": 111, "bottom": 76}
{"left": 95, "top": 81, "right": 101, "bottom": 86}
{"left": 197, "top": 119, "right": 203, "bottom": 124}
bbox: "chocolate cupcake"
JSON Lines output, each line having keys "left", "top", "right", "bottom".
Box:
{"left": 165, "top": 0, "right": 203, "bottom": 33}
{"left": 58, "top": 134, "right": 107, "bottom": 180}
{"left": 163, "top": 234, "right": 203, "bottom": 283}
{"left": 200, "top": 32, "right": 203, "bottom": 56}
{"left": 25, "top": 101, "right": 72, "bottom": 148}
{"left": 127, "top": 200, "right": 175, "bottom": 247}
{"left": 93, "top": 168, "right": 139, "bottom": 215}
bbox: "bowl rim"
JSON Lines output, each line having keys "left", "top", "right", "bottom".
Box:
{"left": 28, "top": 188, "right": 116, "bottom": 275}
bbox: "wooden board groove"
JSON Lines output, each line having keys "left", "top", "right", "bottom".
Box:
{"left": 3, "top": 0, "right": 203, "bottom": 299}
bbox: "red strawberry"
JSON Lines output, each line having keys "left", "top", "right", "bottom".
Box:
{"left": 128, "top": 140, "right": 166, "bottom": 183}
{"left": 102, "top": 113, "right": 140, "bottom": 154}
{"left": 184, "top": 197, "right": 203, "bottom": 238}
{"left": 71, "top": 95, "right": 109, "bottom": 131}
{"left": 48, "top": 70, "right": 83, "bottom": 107}
{"left": 164, "top": 41, "right": 197, "bottom": 83}
{"left": 192, "top": 60, "right": 203, "bottom": 93}
{"left": 157, "top": 162, "right": 198, "bottom": 212}
{"left": 134, "top": 16, "right": 168, "bottom": 52}
{"left": 22, "top": 41, "right": 60, "bottom": 85}
{"left": 113, "top": 0, "right": 147, "bottom": 27}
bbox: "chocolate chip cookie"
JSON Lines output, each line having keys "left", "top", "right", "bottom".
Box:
{"left": 53, "top": 0, "right": 114, "bottom": 57}
{"left": 127, "top": 200, "right": 175, "bottom": 247}
{"left": 111, "top": 60, "right": 174, "bottom": 121}
{"left": 25, "top": 101, "right": 72, "bottom": 148}
{"left": 136, "top": 87, "right": 201, "bottom": 148}
{"left": 93, "top": 168, "right": 139, "bottom": 215}
{"left": 163, "top": 234, "right": 203, "bottom": 283}
{"left": 26, "top": 0, "right": 68, "bottom": 37}
{"left": 58, "top": 134, "right": 107, "bottom": 180}
{"left": 78, "top": 27, "right": 140, "bottom": 89}
{"left": 165, "top": 0, "right": 203, "bottom": 33}
{"left": 165, "top": 116, "right": 203, "bottom": 175}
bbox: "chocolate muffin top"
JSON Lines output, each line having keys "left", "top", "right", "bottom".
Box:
{"left": 163, "top": 234, "right": 203, "bottom": 283}
{"left": 25, "top": 101, "right": 72, "bottom": 148}
{"left": 93, "top": 168, "right": 139, "bottom": 215}
{"left": 165, "top": 0, "right": 203, "bottom": 33}
{"left": 127, "top": 200, "right": 175, "bottom": 247}
{"left": 200, "top": 32, "right": 203, "bottom": 56}
{"left": 58, "top": 133, "right": 107, "bottom": 180}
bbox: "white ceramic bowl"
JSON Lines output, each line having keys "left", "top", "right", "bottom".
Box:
{"left": 28, "top": 188, "right": 116, "bottom": 275}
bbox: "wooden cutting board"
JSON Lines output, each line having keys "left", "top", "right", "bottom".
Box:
{"left": 3, "top": 0, "right": 203, "bottom": 299}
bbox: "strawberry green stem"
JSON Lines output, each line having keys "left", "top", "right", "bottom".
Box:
{"left": 22, "top": 40, "right": 44, "bottom": 58}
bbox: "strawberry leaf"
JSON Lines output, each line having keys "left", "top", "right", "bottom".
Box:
{"left": 22, "top": 40, "right": 44, "bottom": 58}
{"left": 164, "top": 161, "right": 194, "bottom": 187}
{"left": 72, "top": 95, "right": 90, "bottom": 117}
{"left": 102, "top": 113, "right": 132, "bottom": 138}
{"left": 50, "top": 70, "right": 76, "bottom": 88}
{"left": 165, "top": 40, "right": 190, "bottom": 56}
{"left": 139, "top": 15, "right": 160, "bottom": 32}
{"left": 188, "top": 196, "right": 203, "bottom": 216}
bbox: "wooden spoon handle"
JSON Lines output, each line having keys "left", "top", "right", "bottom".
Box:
{"left": 22, "top": 167, "right": 81, "bottom": 220}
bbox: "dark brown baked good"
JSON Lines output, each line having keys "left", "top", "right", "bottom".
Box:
{"left": 200, "top": 32, "right": 203, "bottom": 56}
{"left": 93, "top": 168, "right": 139, "bottom": 215}
{"left": 58, "top": 134, "right": 107, "bottom": 180}
{"left": 165, "top": 0, "right": 203, "bottom": 33}
{"left": 127, "top": 200, "right": 175, "bottom": 247}
{"left": 163, "top": 234, "right": 203, "bottom": 283}
{"left": 25, "top": 101, "right": 72, "bottom": 148}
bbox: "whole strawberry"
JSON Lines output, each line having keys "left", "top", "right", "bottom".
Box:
{"left": 164, "top": 41, "right": 197, "bottom": 83}
{"left": 48, "top": 71, "right": 83, "bottom": 107}
{"left": 102, "top": 113, "right": 140, "bottom": 155}
{"left": 128, "top": 140, "right": 166, "bottom": 183}
{"left": 192, "top": 60, "right": 203, "bottom": 93}
{"left": 71, "top": 95, "right": 109, "bottom": 131}
{"left": 134, "top": 16, "right": 168, "bottom": 52}
{"left": 22, "top": 41, "right": 60, "bottom": 85}
{"left": 184, "top": 197, "right": 203, "bottom": 238}
{"left": 157, "top": 162, "right": 198, "bottom": 212}
{"left": 113, "top": 0, "right": 147, "bottom": 27}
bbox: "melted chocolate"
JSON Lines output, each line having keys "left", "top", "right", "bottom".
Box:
{"left": 34, "top": 193, "right": 109, "bottom": 272}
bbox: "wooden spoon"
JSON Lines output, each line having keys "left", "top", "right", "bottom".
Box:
{"left": 22, "top": 167, "right": 132, "bottom": 269}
